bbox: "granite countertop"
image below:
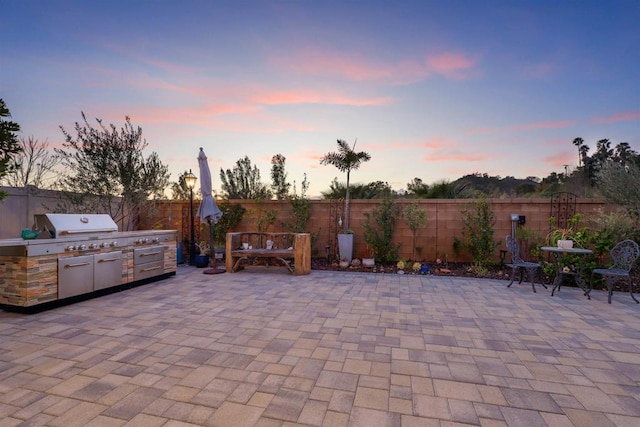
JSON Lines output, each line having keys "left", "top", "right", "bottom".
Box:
{"left": 0, "top": 230, "right": 177, "bottom": 247}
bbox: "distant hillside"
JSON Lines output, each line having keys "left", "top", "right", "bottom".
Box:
{"left": 453, "top": 174, "right": 539, "bottom": 197}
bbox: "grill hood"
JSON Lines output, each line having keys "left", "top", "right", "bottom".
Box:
{"left": 34, "top": 214, "right": 118, "bottom": 238}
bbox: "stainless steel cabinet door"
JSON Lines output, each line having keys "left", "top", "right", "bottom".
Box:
{"left": 58, "top": 255, "right": 94, "bottom": 299}
{"left": 94, "top": 251, "right": 123, "bottom": 291}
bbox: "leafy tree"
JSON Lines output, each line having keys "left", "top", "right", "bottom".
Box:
{"left": 270, "top": 153, "right": 290, "bottom": 200}
{"left": 212, "top": 201, "right": 245, "bottom": 246}
{"left": 320, "top": 139, "right": 371, "bottom": 231}
{"left": 55, "top": 113, "right": 170, "bottom": 230}
{"left": 0, "top": 99, "right": 22, "bottom": 200}
{"left": 321, "top": 179, "right": 391, "bottom": 200}
{"left": 613, "top": 142, "right": 638, "bottom": 167}
{"left": 404, "top": 202, "right": 428, "bottom": 260}
{"left": 170, "top": 170, "right": 201, "bottom": 200}
{"left": 285, "top": 173, "right": 311, "bottom": 233}
{"left": 426, "top": 179, "right": 470, "bottom": 199}
{"left": 363, "top": 196, "right": 401, "bottom": 263}
{"left": 406, "top": 177, "right": 430, "bottom": 198}
{"left": 597, "top": 161, "right": 640, "bottom": 219}
{"left": 220, "top": 156, "right": 271, "bottom": 199}
{"left": 458, "top": 198, "right": 499, "bottom": 275}
{"left": 2, "top": 136, "right": 59, "bottom": 188}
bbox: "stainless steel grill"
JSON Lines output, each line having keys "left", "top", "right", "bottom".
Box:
{"left": 35, "top": 213, "right": 118, "bottom": 237}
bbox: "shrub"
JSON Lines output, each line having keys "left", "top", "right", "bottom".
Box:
{"left": 458, "top": 198, "right": 499, "bottom": 273}
{"left": 363, "top": 197, "right": 401, "bottom": 264}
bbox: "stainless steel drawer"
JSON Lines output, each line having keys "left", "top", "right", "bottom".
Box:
{"left": 134, "top": 246, "right": 165, "bottom": 264}
{"left": 134, "top": 260, "right": 164, "bottom": 281}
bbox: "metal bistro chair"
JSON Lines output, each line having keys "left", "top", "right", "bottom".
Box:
{"left": 505, "top": 235, "right": 546, "bottom": 293}
{"left": 590, "top": 239, "right": 640, "bottom": 304}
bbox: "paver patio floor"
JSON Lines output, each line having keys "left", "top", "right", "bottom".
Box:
{"left": 1, "top": 266, "right": 639, "bottom": 426}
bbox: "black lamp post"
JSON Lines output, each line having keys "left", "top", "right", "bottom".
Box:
{"left": 184, "top": 169, "right": 197, "bottom": 265}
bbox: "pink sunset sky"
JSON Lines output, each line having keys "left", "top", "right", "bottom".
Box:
{"left": 2, "top": 0, "right": 638, "bottom": 197}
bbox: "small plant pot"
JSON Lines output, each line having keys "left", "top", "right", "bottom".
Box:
{"left": 362, "top": 258, "right": 375, "bottom": 267}
{"left": 557, "top": 239, "right": 574, "bottom": 249}
{"left": 194, "top": 255, "right": 210, "bottom": 268}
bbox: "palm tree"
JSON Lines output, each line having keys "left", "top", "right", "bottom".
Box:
{"left": 614, "top": 142, "right": 636, "bottom": 167}
{"left": 572, "top": 137, "right": 584, "bottom": 167}
{"left": 320, "top": 139, "right": 371, "bottom": 231}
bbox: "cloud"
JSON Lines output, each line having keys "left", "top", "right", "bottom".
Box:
{"left": 100, "top": 41, "right": 200, "bottom": 74}
{"left": 365, "top": 137, "right": 451, "bottom": 151}
{"left": 364, "top": 136, "right": 476, "bottom": 162}
{"left": 542, "top": 150, "right": 575, "bottom": 169}
{"left": 425, "top": 52, "right": 478, "bottom": 79}
{"left": 466, "top": 120, "right": 575, "bottom": 135}
{"left": 268, "top": 46, "right": 478, "bottom": 83}
{"left": 591, "top": 111, "right": 640, "bottom": 124}
{"left": 421, "top": 148, "right": 489, "bottom": 163}
{"left": 250, "top": 89, "right": 393, "bottom": 107}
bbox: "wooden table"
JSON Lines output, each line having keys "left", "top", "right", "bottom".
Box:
{"left": 541, "top": 246, "right": 593, "bottom": 299}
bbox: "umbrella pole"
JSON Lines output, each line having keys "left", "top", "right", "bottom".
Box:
{"left": 204, "top": 217, "right": 225, "bottom": 274}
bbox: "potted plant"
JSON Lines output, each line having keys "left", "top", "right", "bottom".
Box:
{"left": 547, "top": 214, "right": 586, "bottom": 249}
{"left": 362, "top": 245, "right": 375, "bottom": 267}
{"left": 337, "top": 228, "right": 354, "bottom": 266}
{"left": 194, "top": 241, "right": 211, "bottom": 268}
{"left": 321, "top": 139, "right": 371, "bottom": 263}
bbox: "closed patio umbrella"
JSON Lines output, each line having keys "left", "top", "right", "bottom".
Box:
{"left": 196, "top": 147, "right": 224, "bottom": 274}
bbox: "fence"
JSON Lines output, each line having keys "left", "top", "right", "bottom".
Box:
{"left": 139, "top": 197, "right": 610, "bottom": 263}
{"left": 1, "top": 186, "right": 610, "bottom": 262}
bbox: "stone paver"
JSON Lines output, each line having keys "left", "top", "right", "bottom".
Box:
{"left": 0, "top": 266, "right": 639, "bottom": 425}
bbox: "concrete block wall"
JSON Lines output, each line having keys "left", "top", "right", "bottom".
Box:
{"left": 141, "top": 198, "right": 610, "bottom": 263}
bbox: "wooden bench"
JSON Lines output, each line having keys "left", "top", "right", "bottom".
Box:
{"left": 225, "top": 232, "right": 311, "bottom": 275}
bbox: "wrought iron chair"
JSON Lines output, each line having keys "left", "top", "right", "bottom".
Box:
{"left": 505, "top": 235, "right": 546, "bottom": 293}
{"left": 590, "top": 239, "right": 639, "bottom": 304}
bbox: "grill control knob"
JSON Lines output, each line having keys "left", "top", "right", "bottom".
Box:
{"left": 152, "top": 237, "right": 160, "bottom": 243}
{"left": 100, "top": 242, "right": 109, "bottom": 248}
{"left": 89, "top": 243, "right": 99, "bottom": 249}
{"left": 111, "top": 241, "right": 118, "bottom": 247}
{"left": 66, "top": 245, "right": 76, "bottom": 251}
{"left": 79, "top": 244, "right": 88, "bottom": 250}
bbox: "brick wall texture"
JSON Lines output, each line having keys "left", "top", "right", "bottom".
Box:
{"left": 140, "top": 198, "right": 610, "bottom": 263}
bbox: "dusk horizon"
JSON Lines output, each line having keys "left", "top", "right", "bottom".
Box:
{"left": 2, "top": 0, "right": 638, "bottom": 197}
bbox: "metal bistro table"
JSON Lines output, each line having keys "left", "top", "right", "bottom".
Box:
{"left": 541, "top": 246, "right": 594, "bottom": 299}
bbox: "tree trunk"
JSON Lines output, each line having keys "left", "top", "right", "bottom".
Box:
{"left": 344, "top": 171, "right": 350, "bottom": 230}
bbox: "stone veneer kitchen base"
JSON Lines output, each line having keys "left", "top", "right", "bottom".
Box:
{"left": 0, "top": 238, "right": 177, "bottom": 313}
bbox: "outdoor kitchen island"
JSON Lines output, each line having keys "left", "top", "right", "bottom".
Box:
{"left": 0, "top": 214, "right": 177, "bottom": 313}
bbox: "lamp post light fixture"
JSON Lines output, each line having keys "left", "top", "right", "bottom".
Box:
{"left": 184, "top": 169, "right": 198, "bottom": 265}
